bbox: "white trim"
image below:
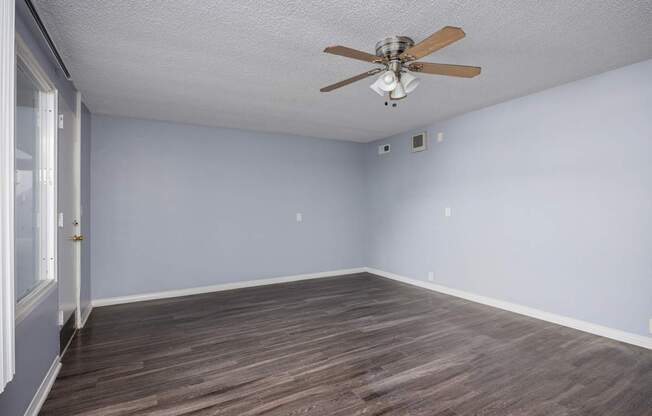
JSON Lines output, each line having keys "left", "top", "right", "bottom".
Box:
{"left": 15, "top": 35, "right": 58, "bottom": 287}
{"left": 92, "top": 268, "right": 366, "bottom": 307}
{"left": 91, "top": 266, "right": 652, "bottom": 350}
{"left": 365, "top": 267, "right": 652, "bottom": 350}
{"left": 15, "top": 36, "right": 55, "bottom": 91}
{"left": 73, "top": 91, "right": 82, "bottom": 328}
{"left": 15, "top": 280, "right": 56, "bottom": 324}
{"left": 14, "top": 34, "right": 59, "bottom": 325}
{"left": 79, "top": 304, "right": 92, "bottom": 328}
{"left": 0, "top": 0, "right": 16, "bottom": 393}
{"left": 23, "top": 356, "right": 61, "bottom": 416}
{"left": 47, "top": 91, "right": 58, "bottom": 285}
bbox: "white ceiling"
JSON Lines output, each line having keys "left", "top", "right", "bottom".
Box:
{"left": 35, "top": 0, "right": 652, "bottom": 142}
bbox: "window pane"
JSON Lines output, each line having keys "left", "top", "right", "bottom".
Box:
{"left": 15, "top": 63, "right": 42, "bottom": 301}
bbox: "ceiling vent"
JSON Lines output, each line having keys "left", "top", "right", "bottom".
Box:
{"left": 411, "top": 132, "right": 427, "bottom": 152}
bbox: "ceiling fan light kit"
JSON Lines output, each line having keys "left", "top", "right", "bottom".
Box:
{"left": 320, "top": 26, "right": 481, "bottom": 105}
{"left": 390, "top": 80, "right": 407, "bottom": 100}
{"left": 401, "top": 72, "right": 420, "bottom": 94}
{"left": 370, "top": 79, "right": 385, "bottom": 96}
{"left": 378, "top": 70, "right": 398, "bottom": 92}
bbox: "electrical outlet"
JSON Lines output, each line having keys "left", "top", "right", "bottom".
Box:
{"left": 58, "top": 310, "right": 64, "bottom": 326}
{"left": 445, "top": 207, "right": 452, "bottom": 217}
{"left": 428, "top": 272, "right": 434, "bottom": 282}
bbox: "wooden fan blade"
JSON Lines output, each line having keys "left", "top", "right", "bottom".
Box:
{"left": 400, "top": 26, "right": 466, "bottom": 61}
{"left": 408, "top": 62, "right": 481, "bottom": 78}
{"left": 324, "top": 45, "right": 382, "bottom": 63}
{"left": 320, "top": 69, "right": 382, "bottom": 92}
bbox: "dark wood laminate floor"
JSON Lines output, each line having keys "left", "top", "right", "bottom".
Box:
{"left": 41, "top": 273, "right": 652, "bottom": 416}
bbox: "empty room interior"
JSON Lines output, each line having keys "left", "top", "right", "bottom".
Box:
{"left": 1, "top": 1, "right": 652, "bottom": 415}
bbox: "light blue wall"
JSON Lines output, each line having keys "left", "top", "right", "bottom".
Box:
{"left": 0, "top": 4, "right": 80, "bottom": 415}
{"left": 0, "top": 291, "right": 58, "bottom": 416}
{"left": 91, "top": 60, "right": 652, "bottom": 338}
{"left": 90, "top": 116, "right": 366, "bottom": 299}
{"left": 365, "top": 59, "right": 652, "bottom": 337}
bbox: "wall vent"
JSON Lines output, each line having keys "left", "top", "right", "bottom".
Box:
{"left": 378, "top": 143, "right": 391, "bottom": 155}
{"left": 411, "top": 132, "right": 427, "bottom": 152}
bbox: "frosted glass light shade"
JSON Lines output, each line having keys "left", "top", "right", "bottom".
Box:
{"left": 390, "top": 81, "right": 407, "bottom": 100}
{"left": 377, "top": 71, "right": 398, "bottom": 92}
{"left": 370, "top": 79, "right": 385, "bottom": 96}
{"left": 401, "top": 72, "right": 420, "bottom": 93}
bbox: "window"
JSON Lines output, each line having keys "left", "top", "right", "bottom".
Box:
{"left": 14, "top": 36, "right": 57, "bottom": 320}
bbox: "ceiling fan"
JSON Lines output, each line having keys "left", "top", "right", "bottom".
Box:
{"left": 320, "top": 26, "right": 481, "bottom": 103}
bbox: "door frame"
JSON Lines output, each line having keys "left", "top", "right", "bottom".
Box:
{"left": 74, "top": 91, "right": 82, "bottom": 328}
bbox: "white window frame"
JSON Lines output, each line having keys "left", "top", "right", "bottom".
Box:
{"left": 13, "top": 35, "right": 58, "bottom": 324}
{"left": 1, "top": 0, "right": 16, "bottom": 394}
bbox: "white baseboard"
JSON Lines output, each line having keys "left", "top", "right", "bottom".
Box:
{"left": 90, "top": 265, "right": 651, "bottom": 350}
{"left": 23, "top": 356, "right": 61, "bottom": 416}
{"left": 365, "top": 267, "right": 652, "bottom": 351}
{"left": 79, "top": 305, "right": 93, "bottom": 328}
{"left": 92, "top": 267, "right": 366, "bottom": 307}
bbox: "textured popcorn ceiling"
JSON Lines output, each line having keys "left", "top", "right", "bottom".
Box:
{"left": 35, "top": 1, "right": 652, "bottom": 142}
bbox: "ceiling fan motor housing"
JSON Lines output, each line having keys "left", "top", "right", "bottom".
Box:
{"left": 375, "top": 36, "right": 415, "bottom": 60}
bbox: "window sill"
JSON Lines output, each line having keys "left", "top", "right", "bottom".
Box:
{"left": 15, "top": 280, "right": 57, "bottom": 324}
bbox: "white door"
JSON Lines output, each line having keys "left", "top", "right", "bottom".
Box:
{"left": 57, "top": 93, "right": 79, "bottom": 335}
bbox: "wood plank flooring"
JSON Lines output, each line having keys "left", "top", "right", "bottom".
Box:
{"left": 41, "top": 273, "right": 652, "bottom": 415}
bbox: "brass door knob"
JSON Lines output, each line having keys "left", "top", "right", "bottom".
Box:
{"left": 71, "top": 235, "right": 84, "bottom": 241}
